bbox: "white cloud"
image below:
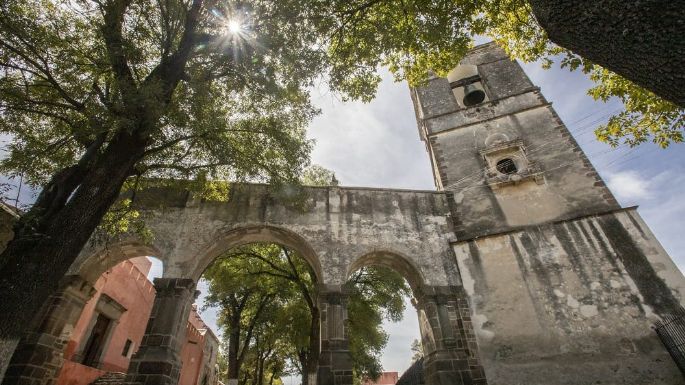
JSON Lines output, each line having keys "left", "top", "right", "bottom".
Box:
{"left": 307, "top": 69, "right": 434, "bottom": 191}
{"left": 632, "top": 171, "right": 685, "bottom": 273}
{"left": 606, "top": 171, "right": 651, "bottom": 201}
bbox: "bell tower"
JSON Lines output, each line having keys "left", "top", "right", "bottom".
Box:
{"left": 411, "top": 42, "right": 619, "bottom": 239}
{"left": 410, "top": 42, "right": 685, "bottom": 385}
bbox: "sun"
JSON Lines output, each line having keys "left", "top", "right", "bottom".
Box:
{"left": 226, "top": 19, "right": 241, "bottom": 34}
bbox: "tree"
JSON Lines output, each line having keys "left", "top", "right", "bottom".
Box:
{"left": 204, "top": 243, "right": 319, "bottom": 385}
{"left": 314, "top": 0, "right": 683, "bottom": 147}
{"left": 216, "top": 344, "right": 230, "bottom": 385}
{"left": 0, "top": 0, "right": 466, "bottom": 369}
{"left": 0, "top": 0, "right": 385, "bottom": 370}
{"left": 241, "top": 245, "right": 320, "bottom": 385}
{"left": 203, "top": 253, "right": 280, "bottom": 384}
{"left": 301, "top": 165, "right": 336, "bottom": 187}
{"left": 345, "top": 266, "right": 412, "bottom": 383}
{"left": 236, "top": 311, "right": 289, "bottom": 385}
{"left": 526, "top": 0, "right": 684, "bottom": 107}
{"left": 204, "top": 245, "right": 412, "bottom": 385}
{"left": 410, "top": 339, "right": 423, "bottom": 363}
{"left": 0, "top": 0, "right": 306, "bottom": 367}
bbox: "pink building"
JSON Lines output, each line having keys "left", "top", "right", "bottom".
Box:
{"left": 364, "top": 372, "right": 398, "bottom": 385}
{"left": 179, "top": 305, "right": 219, "bottom": 385}
{"left": 54, "top": 257, "right": 219, "bottom": 385}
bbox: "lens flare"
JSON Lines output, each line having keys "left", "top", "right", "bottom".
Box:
{"left": 226, "top": 20, "right": 241, "bottom": 34}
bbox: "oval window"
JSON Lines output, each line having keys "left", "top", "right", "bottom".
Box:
{"left": 496, "top": 158, "right": 517, "bottom": 175}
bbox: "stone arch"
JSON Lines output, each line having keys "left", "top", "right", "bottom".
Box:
{"left": 343, "top": 250, "right": 451, "bottom": 385}
{"left": 346, "top": 249, "right": 427, "bottom": 292}
{"left": 75, "top": 240, "right": 162, "bottom": 284}
{"left": 190, "top": 224, "right": 323, "bottom": 282}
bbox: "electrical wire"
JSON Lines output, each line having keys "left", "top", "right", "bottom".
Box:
{"left": 439, "top": 105, "right": 627, "bottom": 191}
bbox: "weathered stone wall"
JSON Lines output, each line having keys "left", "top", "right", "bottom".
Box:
{"left": 71, "top": 184, "right": 458, "bottom": 290}
{"left": 3, "top": 276, "right": 95, "bottom": 385}
{"left": 66, "top": 184, "right": 487, "bottom": 385}
{"left": 452, "top": 208, "right": 684, "bottom": 384}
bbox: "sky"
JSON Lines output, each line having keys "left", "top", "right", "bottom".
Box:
{"left": 5, "top": 39, "right": 684, "bottom": 383}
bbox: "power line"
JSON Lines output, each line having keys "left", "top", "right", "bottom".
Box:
{"left": 445, "top": 143, "right": 639, "bottom": 193}
{"left": 565, "top": 103, "right": 623, "bottom": 127}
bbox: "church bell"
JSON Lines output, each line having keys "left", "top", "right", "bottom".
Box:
{"left": 462, "top": 82, "right": 486, "bottom": 106}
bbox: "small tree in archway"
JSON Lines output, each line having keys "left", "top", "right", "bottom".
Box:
{"left": 345, "top": 266, "right": 412, "bottom": 384}
{"left": 203, "top": 243, "right": 319, "bottom": 385}
{"left": 204, "top": 245, "right": 412, "bottom": 385}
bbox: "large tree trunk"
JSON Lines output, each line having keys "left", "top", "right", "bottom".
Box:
{"left": 528, "top": 0, "right": 685, "bottom": 107}
{"left": 0, "top": 130, "right": 148, "bottom": 377}
{"left": 298, "top": 352, "right": 309, "bottom": 385}
{"left": 257, "top": 353, "right": 265, "bottom": 385}
{"left": 228, "top": 312, "right": 241, "bottom": 383}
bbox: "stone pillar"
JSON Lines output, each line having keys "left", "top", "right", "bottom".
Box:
{"left": 124, "top": 278, "right": 197, "bottom": 385}
{"left": 3, "top": 275, "right": 95, "bottom": 385}
{"left": 317, "top": 286, "right": 353, "bottom": 385}
{"left": 416, "top": 286, "right": 487, "bottom": 385}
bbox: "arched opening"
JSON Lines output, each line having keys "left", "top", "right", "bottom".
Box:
{"left": 23, "top": 226, "right": 327, "bottom": 385}
{"left": 447, "top": 64, "right": 489, "bottom": 108}
{"left": 197, "top": 240, "right": 321, "bottom": 385}
{"left": 75, "top": 241, "right": 162, "bottom": 284}
{"left": 344, "top": 251, "right": 430, "bottom": 385}
{"left": 191, "top": 225, "right": 323, "bottom": 283}
{"left": 346, "top": 251, "right": 425, "bottom": 293}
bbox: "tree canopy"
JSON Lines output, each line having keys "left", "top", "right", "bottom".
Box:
{"left": 203, "top": 244, "right": 411, "bottom": 385}
{"left": 0, "top": 0, "right": 444, "bottom": 362}
{"left": 204, "top": 243, "right": 319, "bottom": 385}
{"left": 0, "top": 0, "right": 679, "bottom": 209}
{"left": 345, "top": 265, "right": 412, "bottom": 382}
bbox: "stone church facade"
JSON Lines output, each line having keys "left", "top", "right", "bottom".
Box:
{"left": 3, "top": 43, "right": 684, "bottom": 385}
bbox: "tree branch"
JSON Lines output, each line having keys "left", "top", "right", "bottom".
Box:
{"left": 282, "top": 246, "right": 315, "bottom": 310}
{"left": 142, "top": 0, "right": 204, "bottom": 103}
{"left": 100, "top": 0, "right": 137, "bottom": 100}
{"left": 0, "top": 40, "right": 85, "bottom": 110}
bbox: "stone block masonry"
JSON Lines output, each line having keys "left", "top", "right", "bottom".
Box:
{"left": 3, "top": 276, "right": 95, "bottom": 385}
{"left": 123, "top": 279, "right": 197, "bottom": 385}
